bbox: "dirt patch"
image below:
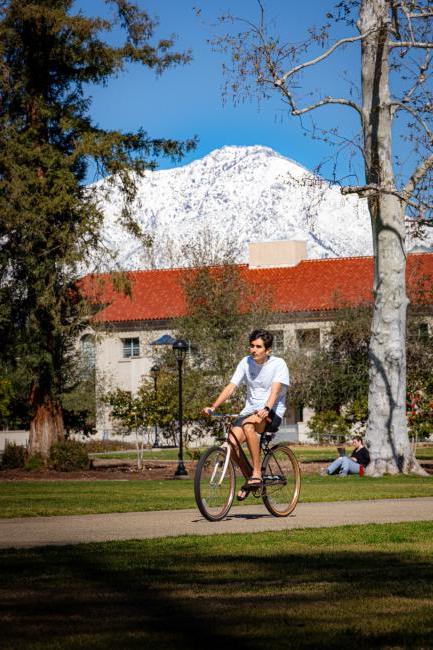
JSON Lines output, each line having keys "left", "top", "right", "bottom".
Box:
{"left": 1, "top": 460, "right": 429, "bottom": 481}
{"left": 0, "top": 460, "right": 197, "bottom": 481}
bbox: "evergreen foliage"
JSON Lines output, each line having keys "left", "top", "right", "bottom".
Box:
{"left": 0, "top": 0, "right": 195, "bottom": 455}
{"left": 1, "top": 441, "right": 26, "bottom": 469}
{"left": 48, "top": 438, "right": 89, "bottom": 471}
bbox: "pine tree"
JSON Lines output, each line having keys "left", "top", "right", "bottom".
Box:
{"left": 0, "top": 0, "right": 195, "bottom": 457}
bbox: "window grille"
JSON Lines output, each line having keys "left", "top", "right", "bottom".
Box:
{"left": 122, "top": 337, "right": 140, "bottom": 358}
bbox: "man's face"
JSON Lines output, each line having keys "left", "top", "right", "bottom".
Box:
{"left": 249, "top": 338, "right": 268, "bottom": 364}
{"left": 352, "top": 438, "right": 362, "bottom": 450}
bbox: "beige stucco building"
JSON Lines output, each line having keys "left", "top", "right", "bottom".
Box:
{"left": 81, "top": 241, "right": 433, "bottom": 440}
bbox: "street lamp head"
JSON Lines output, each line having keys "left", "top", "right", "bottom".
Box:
{"left": 172, "top": 339, "right": 188, "bottom": 363}
{"left": 150, "top": 364, "right": 160, "bottom": 377}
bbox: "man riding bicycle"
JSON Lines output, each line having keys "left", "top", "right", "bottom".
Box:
{"left": 204, "top": 329, "right": 290, "bottom": 500}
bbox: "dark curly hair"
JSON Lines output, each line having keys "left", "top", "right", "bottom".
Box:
{"left": 249, "top": 329, "right": 274, "bottom": 350}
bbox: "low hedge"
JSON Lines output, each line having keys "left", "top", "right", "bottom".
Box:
{"left": 49, "top": 439, "right": 90, "bottom": 472}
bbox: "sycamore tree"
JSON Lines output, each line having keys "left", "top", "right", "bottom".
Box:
{"left": 214, "top": 0, "right": 433, "bottom": 475}
{"left": 0, "top": 0, "right": 195, "bottom": 458}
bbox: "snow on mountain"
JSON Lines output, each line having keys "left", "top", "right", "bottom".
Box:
{"left": 94, "top": 145, "right": 423, "bottom": 270}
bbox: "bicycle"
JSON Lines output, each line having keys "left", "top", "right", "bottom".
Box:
{"left": 194, "top": 414, "right": 301, "bottom": 522}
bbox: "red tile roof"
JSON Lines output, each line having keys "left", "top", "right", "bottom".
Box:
{"left": 80, "top": 253, "right": 433, "bottom": 323}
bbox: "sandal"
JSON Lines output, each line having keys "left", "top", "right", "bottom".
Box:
{"left": 246, "top": 477, "right": 263, "bottom": 488}
{"left": 237, "top": 487, "right": 249, "bottom": 501}
{"left": 237, "top": 477, "right": 262, "bottom": 501}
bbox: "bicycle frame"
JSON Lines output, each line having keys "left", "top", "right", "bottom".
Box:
{"left": 212, "top": 414, "right": 273, "bottom": 484}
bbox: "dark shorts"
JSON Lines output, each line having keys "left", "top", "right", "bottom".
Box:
{"left": 233, "top": 410, "right": 282, "bottom": 434}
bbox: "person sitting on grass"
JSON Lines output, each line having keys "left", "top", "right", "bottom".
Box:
{"left": 322, "top": 435, "right": 370, "bottom": 476}
{"left": 203, "top": 328, "right": 290, "bottom": 501}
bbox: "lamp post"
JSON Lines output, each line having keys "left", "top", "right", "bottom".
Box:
{"left": 150, "top": 364, "right": 160, "bottom": 447}
{"left": 172, "top": 339, "right": 188, "bottom": 478}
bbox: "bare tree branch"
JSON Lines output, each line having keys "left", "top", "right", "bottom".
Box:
{"left": 267, "top": 82, "right": 364, "bottom": 117}
{"left": 405, "top": 153, "right": 433, "bottom": 197}
{"left": 407, "top": 11, "right": 433, "bottom": 19}
{"left": 341, "top": 183, "right": 433, "bottom": 213}
{"left": 291, "top": 97, "right": 364, "bottom": 117}
{"left": 399, "top": 51, "right": 431, "bottom": 104}
{"left": 278, "top": 32, "right": 374, "bottom": 84}
{"left": 389, "top": 40, "right": 433, "bottom": 48}
{"left": 399, "top": 1, "right": 415, "bottom": 41}
{"left": 392, "top": 101, "right": 433, "bottom": 142}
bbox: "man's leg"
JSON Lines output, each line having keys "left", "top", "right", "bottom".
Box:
{"left": 229, "top": 426, "right": 249, "bottom": 476}
{"left": 338, "top": 457, "right": 361, "bottom": 476}
{"left": 346, "top": 459, "right": 361, "bottom": 475}
{"left": 326, "top": 457, "right": 343, "bottom": 475}
{"left": 243, "top": 422, "right": 262, "bottom": 479}
{"left": 230, "top": 426, "right": 253, "bottom": 501}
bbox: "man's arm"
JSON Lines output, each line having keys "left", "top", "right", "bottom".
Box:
{"left": 203, "top": 382, "right": 237, "bottom": 414}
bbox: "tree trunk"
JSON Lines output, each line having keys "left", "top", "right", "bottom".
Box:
{"left": 29, "top": 387, "right": 64, "bottom": 459}
{"left": 359, "top": 0, "right": 425, "bottom": 475}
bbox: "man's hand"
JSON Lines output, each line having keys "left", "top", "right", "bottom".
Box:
{"left": 202, "top": 407, "right": 215, "bottom": 416}
{"left": 256, "top": 407, "right": 270, "bottom": 420}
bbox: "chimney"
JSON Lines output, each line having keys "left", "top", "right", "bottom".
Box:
{"left": 248, "top": 240, "right": 307, "bottom": 268}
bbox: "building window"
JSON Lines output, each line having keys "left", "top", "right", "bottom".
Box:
{"left": 271, "top": 330, "right": 285, "bottom": 354}
{"left": 80, "top": 334, "right": 95, "bottom": 369}
{"left": 122, "top": 337, "right": 140, "bottom": 358}
{"left": 295, "top": 405, "right": 304, "bottom": 422}
{"left": 418, "top": 322, "right": 429, "bottom": 341}
{"left": 296, "top": 328, "right": 321, "bottom": 350}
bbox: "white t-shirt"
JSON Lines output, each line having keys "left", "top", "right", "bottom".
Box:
{"left": 230, "top": 355, "right": 290, "bottom": 418}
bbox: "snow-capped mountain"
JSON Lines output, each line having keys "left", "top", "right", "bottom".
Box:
{"left": 94, "top": 145, "right": 425, "bottom": 270}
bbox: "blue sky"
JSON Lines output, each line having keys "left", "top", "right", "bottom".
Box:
{"left": 75, "top": 1, "right": 361, "bottom": 182}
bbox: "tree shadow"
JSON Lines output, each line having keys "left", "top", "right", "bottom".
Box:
{"left": 1, "top": 535, "right": 433, "bottom": 648}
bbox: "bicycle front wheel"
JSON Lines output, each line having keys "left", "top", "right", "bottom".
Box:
{"left": 194, "top": 445, "right": 236, "bottom": 521}
{"left": 262, "top": 444, "right": 301, "bottom": 517}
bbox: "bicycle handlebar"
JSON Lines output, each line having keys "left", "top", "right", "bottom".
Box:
{"left": 208, "top": 413, "right": 239, "bottom": 418}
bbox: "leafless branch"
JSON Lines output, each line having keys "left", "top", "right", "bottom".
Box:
{"left": 399, "top": 1, "right": 415, "bottom": 41}
{"left": 405, "top": 153, "right": 433, "bottom": 197}
{"left": 295, "top": 98, "right": 362, "bottom": 115}
{"left": 399, "top": 51, "right": 431, "bottom": 104}
{"left": 407, "top": 11, "right": 433, "bottom": 19}
{"left": 278, "top": 32, "right": 373, "bottom": 84}
{"left": 389, "top": 41, "right": 433, "bottom": 48}
{"left": 341, "top": 183, "right": 433, "bottom": 213}
{"left": 272, "top": 89, "right": 364, "bottom": 118}
{"left": 392, "top": 101, "right": 433, "bottom": 142}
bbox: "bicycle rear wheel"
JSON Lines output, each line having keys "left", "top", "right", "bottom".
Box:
{"left": 194, "top": 445, "right": 236, "bottom": 521}
{"left": 261, "top": 444, "right": 301, "bottom": 517}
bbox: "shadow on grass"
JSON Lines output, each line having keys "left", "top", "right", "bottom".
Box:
{"left": 1, "top": 528, "right": 433, "bottom": 649}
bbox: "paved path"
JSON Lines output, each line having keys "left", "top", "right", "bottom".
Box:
{"left": 1, "top": 497, "right": 433, "bottom": 549}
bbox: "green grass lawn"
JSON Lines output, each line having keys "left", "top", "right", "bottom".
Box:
{"left": 91, "top": 444, "right": 433, "bottom": 463}
{"left": 1, "top": 473, "right": 433, "bottom": 518}
{"left": 1, "top": 521, "right": 433, "bottom": 648}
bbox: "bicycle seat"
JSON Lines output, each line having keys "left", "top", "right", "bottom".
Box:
{"left": 260, "top": 432, "right": 275, "bottom": 446}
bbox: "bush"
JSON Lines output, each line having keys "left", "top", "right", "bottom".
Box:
{"left": 307, "top": 410, "right": 351, "bottom": 444}
{"left": 84, "top": 439, "right": 135, "bottom": 453}
{"left": 1, "top": 441, "right": 26, "bottom": 469}
{"left": 24, "top": 453, "right": 45, "bottom": 471}
{"left": 49, "top": 439, "right": 89, "bottom": 472}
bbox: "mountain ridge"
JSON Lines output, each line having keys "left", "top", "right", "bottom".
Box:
{"left": 96, "top": 145, "right": 428, "bottom": 270}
